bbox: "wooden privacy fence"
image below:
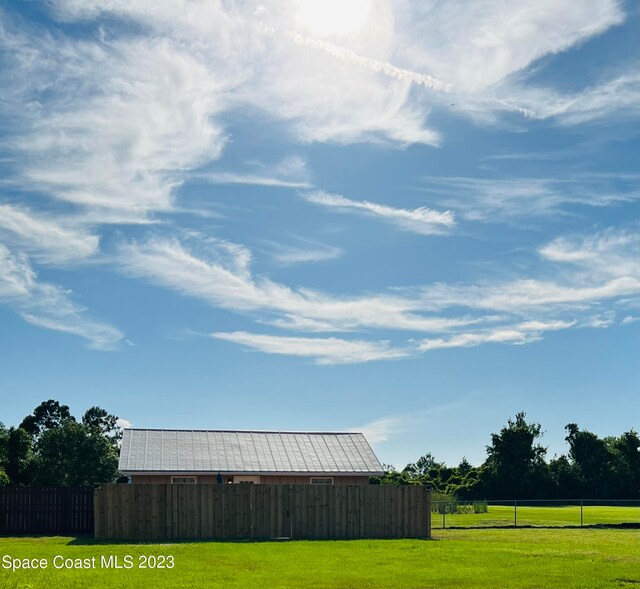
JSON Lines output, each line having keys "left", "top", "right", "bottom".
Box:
{"left": 0, "top": 487, "right": 94, "bottom": 535}
{"left": 95, "top": 484, "right": 431, "bottom": 541}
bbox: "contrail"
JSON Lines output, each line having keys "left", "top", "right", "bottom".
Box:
{"left": 490, "top": 99, "right": 536, "bottom": 119}
{"left": 257, "top": 22, "right": 539, "bottom": 118}
{"left": 288, "top": 31, "right": 451, "bottom": 92}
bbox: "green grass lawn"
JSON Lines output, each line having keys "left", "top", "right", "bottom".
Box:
{"left": 434, "top": 505, "right": 640, "bottom": 528}
{"left": 1, "top": 528, "right": 638, "bottom": 589}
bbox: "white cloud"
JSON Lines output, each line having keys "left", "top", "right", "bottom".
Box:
{"left": 197, "top": 173, "right": 310, "bottom": 189}
{"left": 538, "top": 229, "right": 639, "bottom": 279}
{"left": 420, "top": 175, "right": 640, "bottom": 221}
{"left": 44, "top": 0, "right": 442, "bottom": 147}
{"left": 288, "top": 31, "right": 449, "bottom": 92}
{"left": 211, "top": 331, "right": 410, "bottom": 365}
{"left": 495, "top": 72, "right": 640, "bottom": 126}
{"left": 0, "top": 204, "right": 99, "bottom": 263}
{"left": 395, "top": 0, "right": 624, "bottom": 93}
{"left": 117, "top": 226, "right": 638, "bottom": 361}
{"left": 118, "top": 236, "right": 479, "bottom": 333}
{"left": 1, "top": 0, "right": 631, "bottom": 201}
{"left": 420, "top": 228, "right": 640, "bottom": 314}
{"left": 305, "top": 191, "right": 455, "bottom": 234}
{"left": 350, "top": 416, "right": 406, "bottom": 443}
{"left": 116, "top": 418, "right": 132, "bottom": 429}
{"left": 1, "top": 0, "right": 631, "bottom": 204}
{"left": 421, "top": 277, "right": 640, "bottom": 314}
{"left": 198, "top": 156, "right": 312, "bottom": 189}
{"left": 0, "top": 1, "right": 635, "bottom": 357}
{"left": 622, "top": 316, "right": 640, "bottom": 325}
{"left": 0, "top": 24, "right": 230, "bottom": 217}
{"left": 419, "top": 320, "right": 574, "bottom": 351}
{"left": 111, "top": 222, "right": 640, "bottom": 361}
{"left": 580, "top": 312, "right": 616, "bottom": 329}
{"left": 264, "top": 237, "right": 344, "bottom": 266}
{"left": 0, "top": 244, "right": 123, "bottom": 350}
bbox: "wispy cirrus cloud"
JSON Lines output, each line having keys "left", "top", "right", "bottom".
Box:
{"left": 538, "top": 229, "right": 639, "bottom": 278}
{"left": 0, "top": 204, "right": 99, "bottom": 264}
{"left": 117, "top": 226, "right": 638, "bottom": 363}
{"left": 305, "top": 191, "right": 455, "bottom": 235}
{"left": 622, "top": 316, "right": 640, "bottom": 325}
{"left": 2, "top": 0, "right": 631, "bottom": 192}
{"left": 44, "top": 0, "right": 442, "bottom": 147}
{"left": 0, "top": 0, "right": 635, "bottom": 356}
{"left": 488, "top": 72, "right": 640, "bottom": 126}
{"left": 263, "top": 236, "right": 343, "bottom": 266}
{"left": 419, "top": 174, "right": 640, "bottom": 221}
{"left": 419, "top": 320, "right": 574, "bottom": 351}
{"left": 0, "top": 19, "right": 231, "bottom": 218}
{"left": 117, "top": 236, "right": 479, "bottom": 334}
{"left": 211, "top": 331, "right": 410, "bottom": 365}
{"left": 197, "top": 156, "right": 312, "bottom": 189}
{"left": 0, "top": 244, "right": 123, "bottom": 350}
{"left": 419, "top": 228, "right": 640, "bottom": 314}
{"left": 350, "top": 416, "right": 408, "bottom": 443}
{"left": 196, "top": 173, "right": 310, "bottom": 189}
{"left": 395, "top": 0, "right": 624, "bottom": 94}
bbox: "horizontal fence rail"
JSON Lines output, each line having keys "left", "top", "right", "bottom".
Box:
{"left": 431, "top": 499, "right": 640, "bottom": 529}
{"left": 95, "top": 484, "right": 431, "bottom": 541}
{"left": 0, "top": 487, "right": 94, "bottom": 535}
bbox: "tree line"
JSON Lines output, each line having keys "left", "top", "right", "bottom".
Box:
{"left": 0, "top": 400, "right": 120, "bottom": 487}
{"left": 1, "top": 404, "right": 638, "bottom": 499}
{"left": 372, "top": 412, "right": 640, "bottom": 500}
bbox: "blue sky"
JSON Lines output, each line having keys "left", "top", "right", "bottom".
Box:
{"left": 0, "top": 0, "right": 638, "bottom": 469}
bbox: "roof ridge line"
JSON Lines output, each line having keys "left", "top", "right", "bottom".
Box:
{"left": 124, "top": 428, "right": 364, "bottom": 435}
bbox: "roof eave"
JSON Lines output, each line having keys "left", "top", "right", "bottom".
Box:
{"left": 120, "top": 470, "right": 385, "bottom": 477}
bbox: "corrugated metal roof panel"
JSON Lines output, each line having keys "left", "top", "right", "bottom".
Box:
{"left": 118, "top": 429, "right": 384, "bottom": 474}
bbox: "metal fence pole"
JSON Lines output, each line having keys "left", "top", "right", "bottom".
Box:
{"left": 443, "top": 510, "right": 446, "bottom": 529}
{"left": 514, "top": 500, "right": 517, "bottom": 527}
{"left": 580, "top": 500, "right": 583, "bottom": 527}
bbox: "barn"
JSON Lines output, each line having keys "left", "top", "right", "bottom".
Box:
{"left": 119, "top": 428, "right": 384, "bottom": 484}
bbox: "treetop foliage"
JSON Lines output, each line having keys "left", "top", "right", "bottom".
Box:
{"left": 1, "top": 400, "right": 121, "bottom": 487}
{"left": 372, "top": 413, "right": 639, "bottom": 500}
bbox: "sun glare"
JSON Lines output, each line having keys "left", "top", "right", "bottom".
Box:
{"left": 295, "top": 0, "right": 371, "bottom": 37}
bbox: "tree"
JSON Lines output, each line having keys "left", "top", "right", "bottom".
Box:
{"left": 565, "top": 424, "right": 615, "bottom": 498}
{"left": 34, "top": 421, "right": 118, "bottom": 486}
{"left": 457, "top": 457, "right": 473, "bottom": 476}
{"left": 0, "top": 421, "right": 8, "bottom": 471}
{"left": 20, "top": 400, "right": 74, "bottom": 439}
{"left": 547, "top": 455, "right": 581, "bottom": 498}
{"left": 403, "top": 453, "right": 444, "bottom": 476}
{"left": 608, "top": 430, "right": 640, "bottom": 498}
{"left": 484, "top": 412, "right": 548, "bottom": 499}
{"left": 82, "top": 406, "right": 122, "bottom": 445}
{"left": 5, "top": 427, "right": 35, "bottom": 486}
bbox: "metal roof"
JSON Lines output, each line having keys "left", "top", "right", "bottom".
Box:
{"left": 118, "top": 429, "right": 384, "bottom": 475}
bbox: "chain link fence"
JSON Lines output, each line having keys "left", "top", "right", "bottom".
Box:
{"left": 431, "top": 499, "right": 640, "bottom": 529}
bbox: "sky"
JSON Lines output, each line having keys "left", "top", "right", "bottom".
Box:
{"left": 0, "top": 0, "right": 638, "bottom": 469}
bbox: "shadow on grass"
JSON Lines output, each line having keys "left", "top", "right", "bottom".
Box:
{"left": 67, "top": 524, "right": 639, "bottom": 545}
{"left": 69, "top": 537, "right": 438, "bottom": 545}
{"left": 67, "top": 535, "right": 436, "bottom": 545}
{"left": 436, "top": 523, "right": 640, "bottom": 530}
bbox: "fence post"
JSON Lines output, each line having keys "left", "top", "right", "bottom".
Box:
{"left": 580, "top": 500, "right": 583, "bottom": 527}
{"left": 514, "top": 500, "right": 517, "bottom": 527}
{"left": 442, "top": 509, "right": 445, "bottom": 529}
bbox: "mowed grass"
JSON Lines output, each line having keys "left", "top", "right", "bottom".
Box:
{"left": 435, "top": 505, "right": 640, "bottom": 528}
{"left": 1, "top": 528, "right": 638, "bottom": 589}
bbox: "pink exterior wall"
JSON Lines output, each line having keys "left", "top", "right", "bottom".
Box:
{"left": 129, "top": 474, "right": 370, "bottom": 485}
